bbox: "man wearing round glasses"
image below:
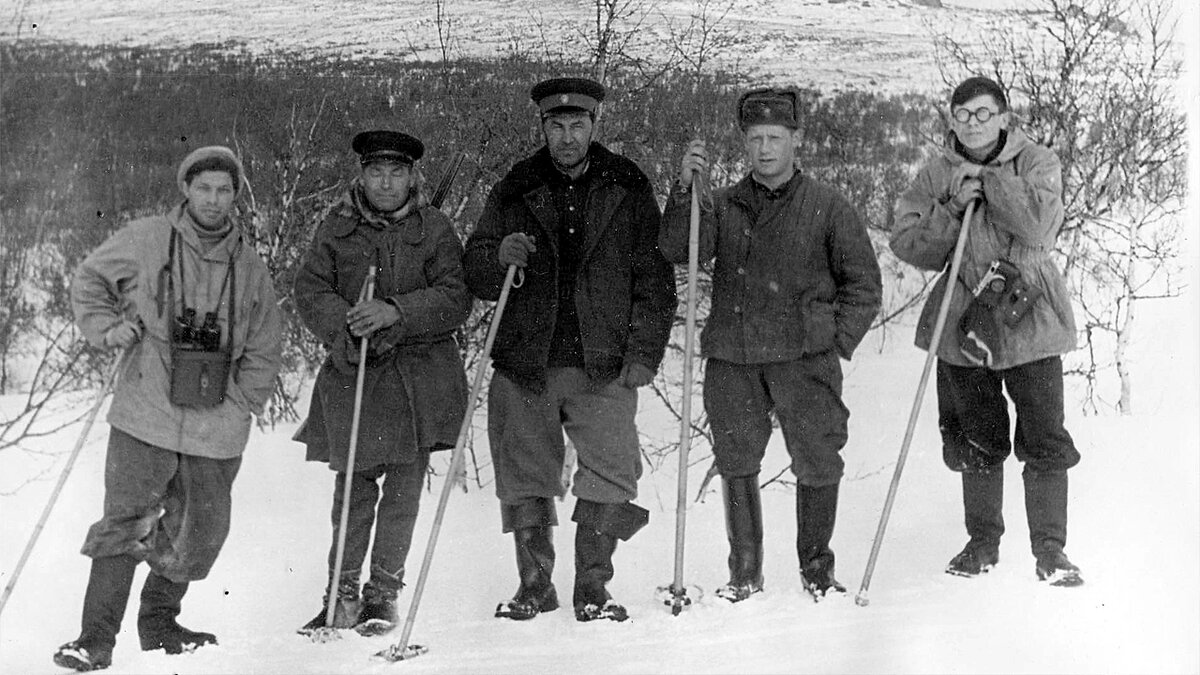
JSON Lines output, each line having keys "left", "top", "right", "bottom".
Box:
{"left": 890, "top": 76, "right": 1083, "bottom": 587}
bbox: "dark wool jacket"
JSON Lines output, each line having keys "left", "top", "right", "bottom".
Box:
{"left": 890, "top": 127, "right": 1076, "bottom": 369}
{"left": 660, "top": 172, "right": 882, "bottom": 363}
{"left": 464, "top": 143, "right": 676, "bottom": 391}
{"left": 293, "top": 194, "right": 471, "bottom": 471}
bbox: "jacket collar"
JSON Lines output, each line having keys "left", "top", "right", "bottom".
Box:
{"left": 943, "top": 125, "right": 1031, "bottom": 167}
{"left": 727, "top": 169, "right": 804, "bottom": 209}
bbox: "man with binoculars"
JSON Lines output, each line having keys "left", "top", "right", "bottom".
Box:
{"left": 56, "top": 145, "right": 283, "bottom": 672}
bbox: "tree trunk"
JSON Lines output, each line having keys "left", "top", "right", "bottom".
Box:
{"left": 1115, "top": 233, "right": 1137, "bottom": 414}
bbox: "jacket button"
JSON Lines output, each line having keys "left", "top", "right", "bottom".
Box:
{"left": 743, "top": 228, "right": 752, "bottom": 236}
{"left": 733, "top": 305, "right": 741, "bottom": 313}
{"left": 737, "top": 267, "right": 746, "bottom": 275}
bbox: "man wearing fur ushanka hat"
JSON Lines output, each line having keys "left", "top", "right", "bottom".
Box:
{"left": 660, "top": 87, "right": 882, "bottom": 604}
{"left": 55, "top": 146, "right": 282, "bottom": 671}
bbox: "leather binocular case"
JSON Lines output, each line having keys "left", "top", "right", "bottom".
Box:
{"left": 169, "top": 309, "right": 230, "bottom": 408}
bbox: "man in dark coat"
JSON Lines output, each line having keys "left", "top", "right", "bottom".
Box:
{"left": 463, "top": 77, "right": 676, "bottom": 623}
{"left": 661, "top": 88, "right": 882, "bottom": 602}
{"left": 293, "top": 130, "right": 471, "bottom": 632}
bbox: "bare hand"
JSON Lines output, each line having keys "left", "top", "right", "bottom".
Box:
{"left": 346, "top": 298, "right": 400, "bottom": 337}
{"left": 678, "top": 139, "right": 708, "bottom": 187}
{"left": 949, "top": 162, "right": 983, "bottom": 193}
{"left": 948, "top": 177, "right": 984, "bottom": 215}
{"left": 104, "top": 319, "right": 143, "bottom": 349}
{"left": 498, "top": 233, "right": 537, "bottom": 268}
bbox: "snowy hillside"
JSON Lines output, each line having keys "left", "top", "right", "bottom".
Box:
{"left": 1, "top": 291, "right": 1197, "bottom": 674}
{"left": 5, "top": 0, "right": 1058, "bottom": 93}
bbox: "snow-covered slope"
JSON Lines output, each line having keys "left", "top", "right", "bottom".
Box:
{"left": 1, "top": 292, "right": 1196, "bottom": 674}
{"left": 4, "top": 0, "right": 1053, "bottom": 93}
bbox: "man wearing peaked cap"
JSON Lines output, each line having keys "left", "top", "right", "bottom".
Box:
{"left": 530, "top": 77, "right": 606, "bottom": 116}
{"left": 292, "top": 129, "right": 470, "bottom": 635}
{"left": 56, "top": 147, "right": 283, "bottom": 671}
{"left": 660, "top": 88, "right": 881, "bottom": 605}
{"left": 352, "top": 130, "right": 425, "bottom": 167}
{"left": 463, "top": 78, "right": 675, "bottom": 624}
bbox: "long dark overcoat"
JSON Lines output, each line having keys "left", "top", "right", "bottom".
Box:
{"left": 294, "top": 198, "right": 471, "bottom": 471}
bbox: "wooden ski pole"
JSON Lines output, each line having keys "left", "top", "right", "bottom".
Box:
{"left": 855, "top": 200, "right": 977, "bottom": 607}
{"left": 0, "top": 350, "right": 128, "bottom": 620}
{"left": 316, "top": 266, "right": 377, "bottom": 639}
{"left": 666, "top": 175, "right": 703, "bottom": 615}
{"left": 376, "top": 264, "right": 520, "bottom": 662}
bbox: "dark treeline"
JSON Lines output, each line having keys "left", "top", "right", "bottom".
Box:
{"left": 1, "top": 42, "right": 940, "bottom": 418}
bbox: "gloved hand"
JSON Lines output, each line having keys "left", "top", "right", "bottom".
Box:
{"left": 618, "top": 362, "right": 656, "bottom": 389}
{"left": 103, "top": 319, "right": 143, "bottom": 349}
{"left": 498, "top": 233, "right": 536, "bottom": 268}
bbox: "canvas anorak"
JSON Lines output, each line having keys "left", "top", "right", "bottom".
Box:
{"left": 71, "top": 204, "right": 283, "bottom": 460}
{"left": 890, "top": 127, "right": 1076, "bottom": 368}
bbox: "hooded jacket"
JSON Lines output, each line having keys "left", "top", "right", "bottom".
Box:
{"left": 71, "top": 204, "right": 283, "bottom": 459}
{"left": 890, "top": 126, "right": 1077, "bottom": 368}
{"left": 463, "top": 143, "right": 676, "bottom": 391}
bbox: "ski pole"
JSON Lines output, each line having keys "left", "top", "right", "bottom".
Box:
{"left": 0, "top": 348, "right": 128, "bottom": 620}
{"left": 664, "top": 174, "right": 704, "bottom": 615}
{"left": 317, "top": 266, "right": 377, "bottom": 639}
{"left": 376, "top": 264, "right": 521, "bottom": 663}
{"left": 855, "top": 200, "right": 976, "bottom": 607}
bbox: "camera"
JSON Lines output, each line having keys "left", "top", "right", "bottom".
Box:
{"left": 969, "top": 259, "right": 1042, "bottom": 328}
{"left": 173, "top": 307, "right": 222, "bottom": 352}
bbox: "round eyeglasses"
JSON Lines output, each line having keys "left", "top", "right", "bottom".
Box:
{"left": 953, "top": 106, "right": 1000, "bottom": 124}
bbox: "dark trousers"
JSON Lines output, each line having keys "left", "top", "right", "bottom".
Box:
{"left": 81, "top": 427, "right": 241, "bottom": 582}
{"left": 704, "top": 354, "right": 848, "bottom": 486}
{"left": 328, "top": 453, "right": 429, "bottom": 591}
{"left": 937, "top": 356, "right": 1080, "bottom": 475}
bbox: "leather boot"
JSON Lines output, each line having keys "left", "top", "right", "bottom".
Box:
{"left": 797, "top": 483, "right": 846, "bottom": 599}
{"left": 715, "top": 474, "right": 764, "bottom": 602}
{"left": 53, "top": 554, "right": 138, "bottom": 672}
{"left": 138, "top": 572, "right": 217, "bottom": 653}
{"left": 947, "top": 468, "right": 1004, "bottom": 577}
{"left": 1025, "top": 470, "right": 1083, "bottom": 587}
{"left": 495, "top": 498, "right": 559, "bottom": 620}
{"left": 298, "top": 573, "right": 361, "bottom": 633}
{"left": 572, "top": 499, "right": 648, "bottom": 622}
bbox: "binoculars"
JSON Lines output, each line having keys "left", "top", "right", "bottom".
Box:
{"left": 173, "top": 307, "right": 223, "bottom": 352}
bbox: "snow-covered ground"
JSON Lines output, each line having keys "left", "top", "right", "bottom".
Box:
{"left": 3, "top": 0, "right": 1199, "bottom": 673}
{"left": 1, "top": 286, "right": 1197, "bottom": 673}
{"left": 3, "top": 0, "right": 1064, "bottom": 93}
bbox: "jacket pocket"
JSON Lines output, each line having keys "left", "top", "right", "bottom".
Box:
{"left": 803, "top": 300, "right": 838, "bottom": 355}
